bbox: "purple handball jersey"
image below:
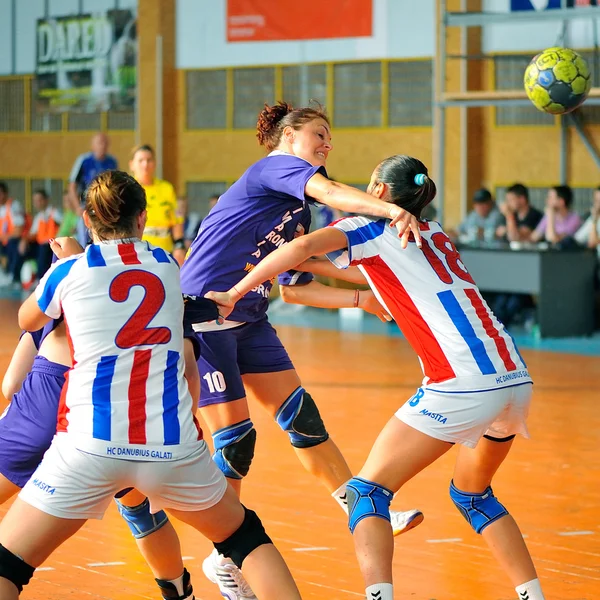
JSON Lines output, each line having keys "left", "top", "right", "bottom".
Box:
{"left": 180, "top": 153, "right": 326, "bottom": 322}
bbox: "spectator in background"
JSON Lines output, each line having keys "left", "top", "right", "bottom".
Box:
{"left": 530, "top": 185, "right": 581, "bottom": 244}
{"left": 178, "top": 196, "right": 203, "bottom": 249}
{"left": 57, "top": 189, "right": 78, "bottom": 238}
{"left": 28, "top": 189, "right": 61, "bottom": 279}
{"left": 456, "top": 188, "right": 503, "bottom": 243}
{"left": 574, "top": 186, "right": 600, "bottom": 257}
{"left": 312, "top": 202, "right": 342, "bottom": 230}
{"left": 68, "top": 132, "right": 118, "bottom": 246}
{"left": 496, "top": 183, "right": 543, "bottom": 242}
{"left": 129, "top": 144, "right": 185, "bottom": 264}
{"left": 0, "top": 182, "right": 26, "bottom": 286}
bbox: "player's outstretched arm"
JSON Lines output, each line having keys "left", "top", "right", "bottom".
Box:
{"left": 280, "top": 280, "right": 391, "bottom": 322}
{"left": 305, "top": 173, "right": 421, "bottom": 248}
{"left": 295, "top": 257, "right": 368, "bottom": 284}
{"left": 205, "top": 227, "right": 348, "bottom": 318}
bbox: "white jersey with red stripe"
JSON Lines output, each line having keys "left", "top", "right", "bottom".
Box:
{"left": 327, "top": 217, "right": 531, "bottom": 391}
{"left": 34, "top": 239, "right": 202, "bottom": 460}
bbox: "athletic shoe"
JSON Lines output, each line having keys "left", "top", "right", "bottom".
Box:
{"left": 390, "top": 508, "right": 424, "bottom": 536}
{"left": 202, "top": 549, "right": 256, "bottom": 600}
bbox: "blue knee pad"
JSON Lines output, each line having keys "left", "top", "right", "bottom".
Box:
{"left": 115, "top": 496, "right": 169, "bottom": 539}
{"left": 212, "top": 419, "right": 257, "bottom": 480}
{"left": 346, "top": 477, "right": 394, "bottom": 534}
{"left": 275, "top": 386, "right": 329, "bottom": 448}
{"left": 449, "top": 480, "right": 509, "bottom": 534}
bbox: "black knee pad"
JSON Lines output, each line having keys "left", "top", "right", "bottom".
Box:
{"left": 0, "top": 543, "right": 35, "bottom": 593}
{"left": 213, "top": 506, "right": 272, "bottom": 569}
{"left": 276, "top": 387, "right": 329, "bottom": 449}
{"left": 212, "top": 420, "right": 257, "bottom": 480}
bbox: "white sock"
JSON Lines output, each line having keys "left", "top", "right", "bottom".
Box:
{"left": 515, "top": 578, "right": 545, "bottom": 600}
{"left": 366, "top": 582, "right": 393, "bottom": 600}
{"left": 332, "top": 481, "right": 349, "bottom": 515}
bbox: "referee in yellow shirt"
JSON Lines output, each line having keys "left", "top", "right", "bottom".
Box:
{"left": 129, "top": 144, "right": 185, "bottom": 265}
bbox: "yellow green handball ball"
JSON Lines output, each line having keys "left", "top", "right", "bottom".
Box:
{"left": 524, "top": 47, "right": 592, "bottom": 115}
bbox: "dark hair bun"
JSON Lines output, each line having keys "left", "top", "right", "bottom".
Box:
{"left": 257, "top": 101, "right": 293, "bottom": 147}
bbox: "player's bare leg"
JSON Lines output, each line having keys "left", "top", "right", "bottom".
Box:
{"left": 118, "top": 488, "right": 185, "bottom": 579}
{"left": 168, "top": 485, "right": 301, "bottom": 600}
{"left": 351, "top": 417, "right": 451, "bottom": 597}
{"left": 0, "top": 474, "right": 21, "bottom": 506}
{"left": 453, "top": 437, "right": 546, "bottom": 600}
{"left": 200, "top": 398, "right": 251, "bottom": 497}
{"left": 243, "top": 370, "right": 424, "bottom": 535}
{"left": 0, "top": 497, "right": 86, "bottom": 599}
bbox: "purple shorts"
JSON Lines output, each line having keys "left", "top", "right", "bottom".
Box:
{"left": 0, "top": 356, "right": 68, "bottom": 488}
{"left": 197, "top": 318, "right": 294, "bottom": 407}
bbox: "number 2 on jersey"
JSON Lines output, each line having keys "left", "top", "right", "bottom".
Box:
{"left": 109, "top": 270, "right": 172, "bottom": 349}
{"left": 420, "top": 232, "right": 475, "bottom": 285}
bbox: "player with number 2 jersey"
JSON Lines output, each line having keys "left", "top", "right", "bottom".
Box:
{"left": 0, "top": 170, "right": 301, "bottom": 600}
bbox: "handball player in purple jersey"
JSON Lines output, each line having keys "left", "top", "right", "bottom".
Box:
{"left": 180, "top": 101, "right": 424, "bottom": 597}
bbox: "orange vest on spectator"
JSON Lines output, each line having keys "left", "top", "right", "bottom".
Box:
{"left": 36, "top": 209, "right": 59, "bottom": 244}
{"left": 0, "top": 200, "right": 15, "bottom": 236}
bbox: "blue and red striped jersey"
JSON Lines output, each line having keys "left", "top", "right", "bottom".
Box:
{"left": 35, "top": 239, "right": 202, "bottom": 460}
{"left": 327, "top": 217, "right": 530, "bottom": 390}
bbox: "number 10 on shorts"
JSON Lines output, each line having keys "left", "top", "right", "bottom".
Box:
{"left": 203, "top": 371, "right": 227, "bottom": 393}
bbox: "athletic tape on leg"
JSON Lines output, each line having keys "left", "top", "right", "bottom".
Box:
{"left": 449, "top": 480, "right": 509, "bottom": 534}
{"left": 346, "top": 477, "right": 394, "bottom": 533}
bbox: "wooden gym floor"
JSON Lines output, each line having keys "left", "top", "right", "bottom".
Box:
{"left": 0, "top": 298, "right": 598, "bottom": 600}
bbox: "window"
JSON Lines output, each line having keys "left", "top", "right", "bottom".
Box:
{"left": 67, "top": 113, "right": 102, "bottom": 131}
{"left": 282, "top": 64, "right": 327, "bottom": 108}
{"left": 333, "top": 62, "right": 382, "bottom": 128}
{"left": 186, "top": 181, "right": 228, "bottom": 218}
{"left": 108, "top": 109, "right": 135, "bottom": 130}
{"left": 389, "top": 60, "right": 433, "bottom": 127}
{"left": 0, "top": 79, "right": 25, "bottom": 132}
{"left": 233, "top": 68, "right": 275, "bottom": 129}
{"left": 494, "top": 56, "right": 554, "bottom": 126}
{"left": 186, "top": 70, "right": 227, "bottom": 129}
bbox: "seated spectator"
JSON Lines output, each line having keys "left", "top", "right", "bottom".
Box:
{"left": 456, "top": 188, "right": 503, "bottom": 243}
{"left": 0, "top": 181, "right": 26, "bottom": 286}
{"left": 28, "top": 189, "right": 61, "bottom": 279}
{"left": 574, "top": 186, "right": 600, "bottom": 257}
{"left": 496, "top": 183, "right": 543, "bottom": 242}
{"left": 530, "top": 185, "right": 581, "bottom": 244}
{"left": 57, "top": 189, "right": 79, "bottom": 237}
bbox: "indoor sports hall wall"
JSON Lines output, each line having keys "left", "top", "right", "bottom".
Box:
{"left": 0, "top": 0, "right": 598, "bottom": 223}
{"left": 175, "top": 0, "right": 600, "bottom": 224}
{"left": 0, "top": 0, "right": 137, "bottom": 210}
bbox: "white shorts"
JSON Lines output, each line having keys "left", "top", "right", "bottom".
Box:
{"left": 19, "top": 434, "right": 228, "bottom": 519}
{"left": 395, "top": 381, "right": 532, "bottom": 448}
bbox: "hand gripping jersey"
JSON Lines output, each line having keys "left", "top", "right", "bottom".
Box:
{"left": 327, "top": 217, "right": 530, "bottom": 390}
{"left": 35, "top": 240, "right": 202, "bottom": 460}
{"left": 180, "top": 152, "right": 322, "bottom": 323}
